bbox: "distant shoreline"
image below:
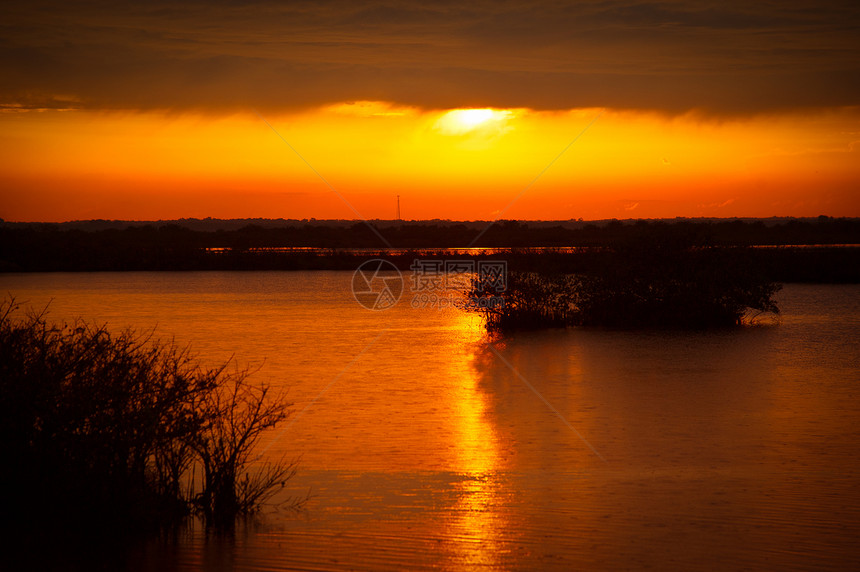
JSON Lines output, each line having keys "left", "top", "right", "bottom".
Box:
{"left": 2, "top": 217, "right": 858, "bottom": 282}
{"left": 2, "top": 246, "right": 859, "bottom": 284}
{"left": 2, "top": 216, "right": 858, "bottom": 232}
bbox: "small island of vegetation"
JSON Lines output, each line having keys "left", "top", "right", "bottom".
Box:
{"left": 466, "top": 234, "right": 781, "bottom": 332}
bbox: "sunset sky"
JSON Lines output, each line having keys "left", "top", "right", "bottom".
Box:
{"left": 2, "top": 0, "right": 859, "bottom": 221}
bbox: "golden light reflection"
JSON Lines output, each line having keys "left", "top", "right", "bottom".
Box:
{"left": 441, "top": 311, "right": 509, "bottom": 568}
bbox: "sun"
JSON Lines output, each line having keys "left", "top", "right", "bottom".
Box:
{"left": 435, "top": 108, "right": 512, "bottom": 135}
{"left": 457, "top": 108, "right": 495, "bottom": 127}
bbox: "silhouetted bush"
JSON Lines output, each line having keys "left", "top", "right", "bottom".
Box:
{"left": 190, "top": 376, "right": 297, "bottom": 527}
{"left": 467, "top": 271, "right": 579, "bottom": 331}
{"left": 0, "top": 299, "right": 299, "bottom": 536}
{"left": 468, "top": 242, "right": 781, "bottom": 332}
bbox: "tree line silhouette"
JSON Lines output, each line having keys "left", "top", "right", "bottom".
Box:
{"left": 1, "top": 217, "right": 858, "bottom": 281}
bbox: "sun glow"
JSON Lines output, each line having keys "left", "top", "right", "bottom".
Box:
{"left": 435, "top": 108, "right": 513, "bottom": 135}
{"left": 458, "top": 109, "right": 494, "bottom": 127}
{"left": 0, "top": 103, "right": 857, "bottom": 221}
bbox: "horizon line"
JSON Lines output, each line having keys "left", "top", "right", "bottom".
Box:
{"left": 2, "top": 214, "right": 856, "bottom": 226}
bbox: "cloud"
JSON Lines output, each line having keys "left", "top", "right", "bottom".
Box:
{"left": 698, "top": 198, "right": 736, "bottom": 209}
{"left": 2, "top": 0, "right": 859, "bottom": 114}
{"left": 325, "top": 100, "right": 415, "bottom": 117}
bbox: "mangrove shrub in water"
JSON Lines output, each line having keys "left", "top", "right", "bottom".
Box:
{"left": 0, "top": 299, "right": 298, "bottom": 533}
{"left": 467, "top": 244, "right": 781, "bottom": 331}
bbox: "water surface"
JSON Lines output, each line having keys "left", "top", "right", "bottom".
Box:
{"left": 3, "top": 272, "right": 858, "bottom": 570}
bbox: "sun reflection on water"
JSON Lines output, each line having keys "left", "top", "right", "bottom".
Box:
{"left": 439, "top": 312, "right": 511, "bottom": 568}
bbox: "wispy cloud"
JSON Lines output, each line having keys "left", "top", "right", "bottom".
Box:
{"left": 698, "top": 198, "right": 736, "bottom": 209}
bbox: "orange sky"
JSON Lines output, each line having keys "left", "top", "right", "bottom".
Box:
{"left": 1, "top": 1, "right": 859, "bottom": 221}
{"left": 1, "top": 105, "right": 858, "bottom": 221}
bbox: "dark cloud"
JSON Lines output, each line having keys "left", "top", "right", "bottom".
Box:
{"left": 1, "top": 0, "right": 858, "bottom": 114}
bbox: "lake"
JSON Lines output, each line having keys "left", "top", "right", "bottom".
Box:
{"left": 2, "top": 271, "right": 859, "bottom": 570}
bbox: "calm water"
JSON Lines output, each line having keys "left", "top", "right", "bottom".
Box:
{"left": 3, "top": 272, "right": 859, "bottom": 570}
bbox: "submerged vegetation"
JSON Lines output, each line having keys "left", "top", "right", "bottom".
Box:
{"left": 0, "top": 298, "right": 299, "bottom": 536}
{"left": 467, "top": 239, "right": 782, "bottom": 332}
